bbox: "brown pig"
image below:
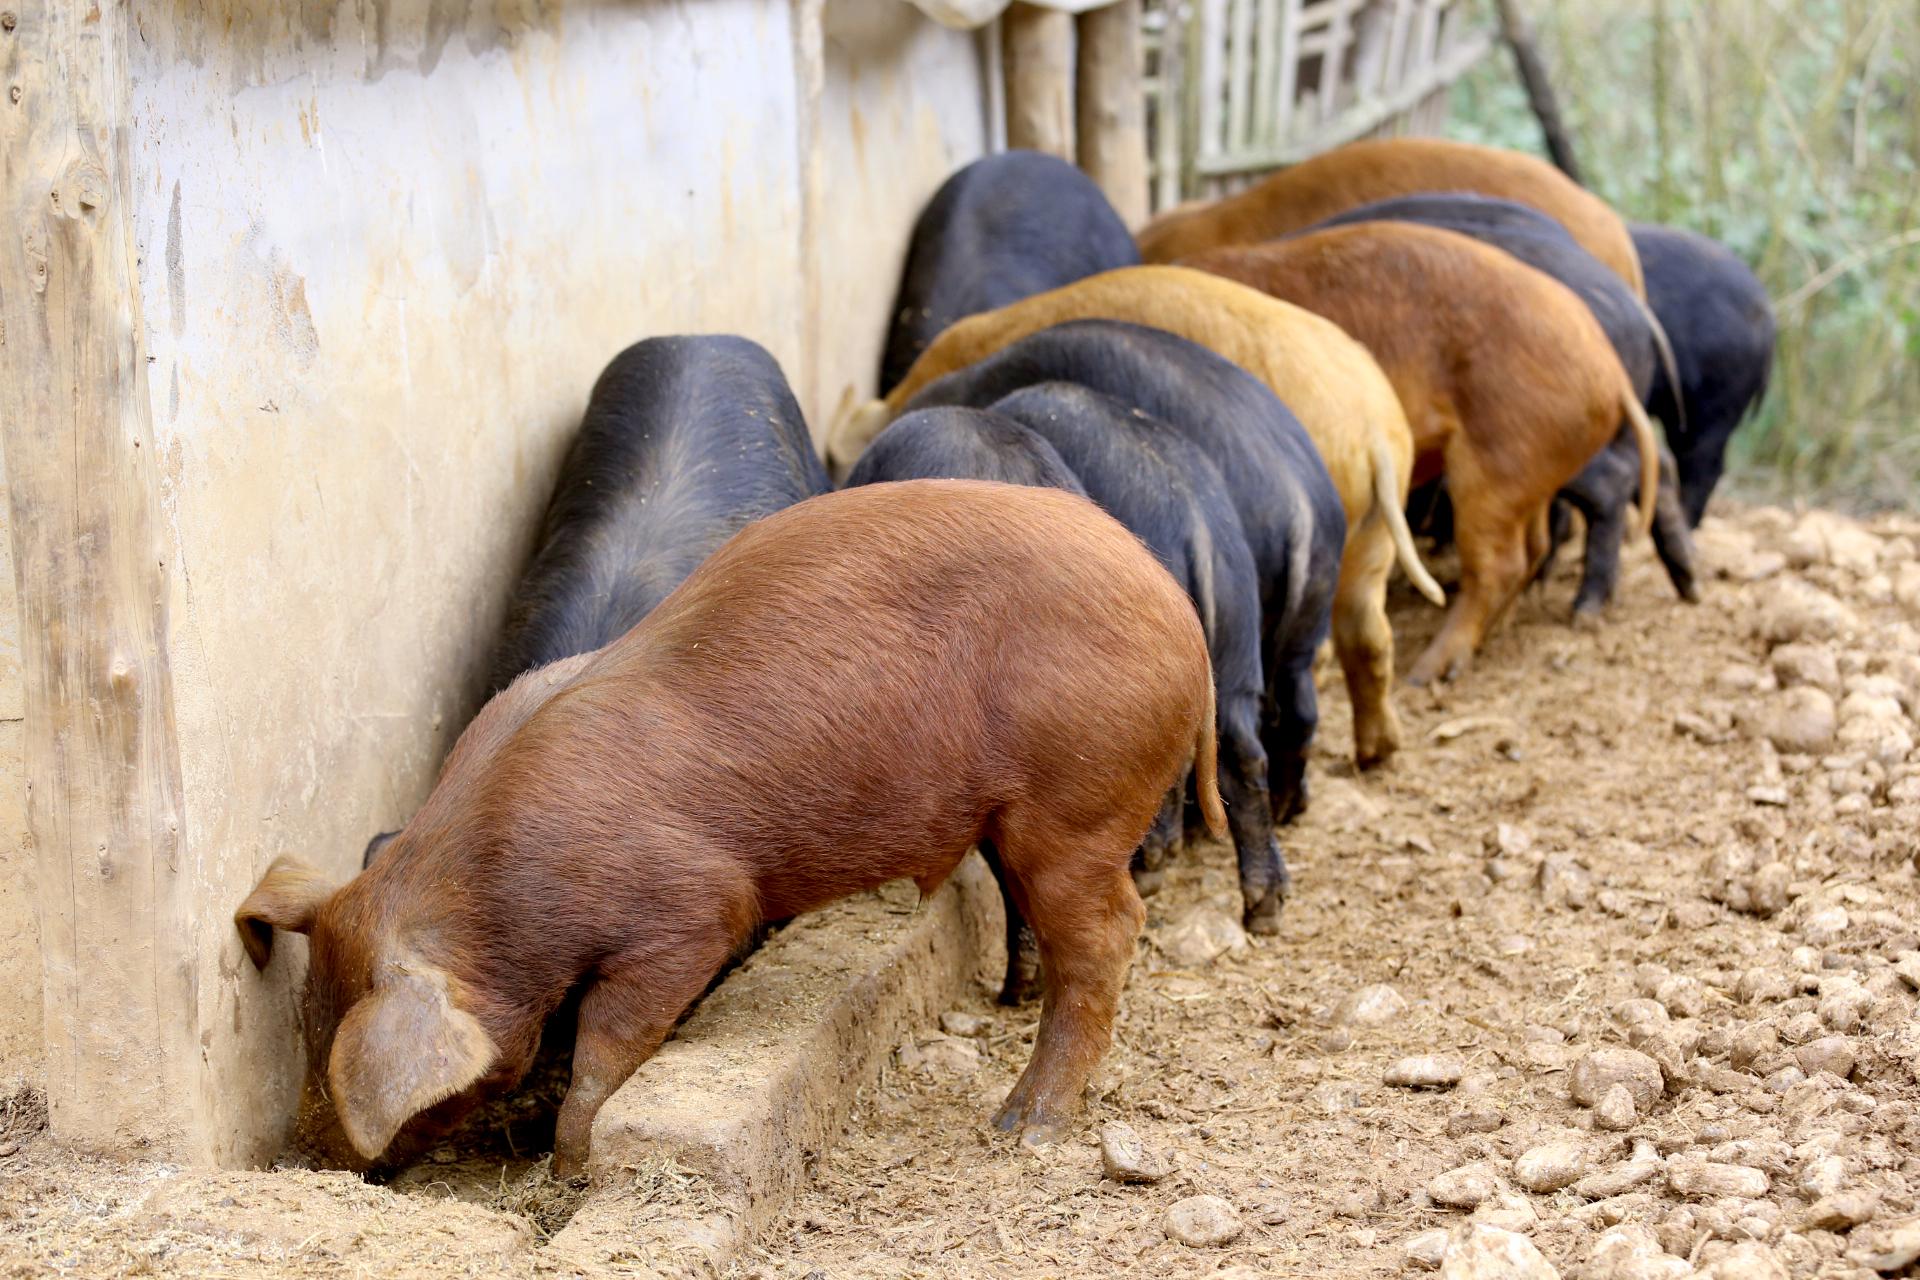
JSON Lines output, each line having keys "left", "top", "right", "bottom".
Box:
{"left": 236, "top": 480, "right": 1224, "bottom": 1176}
{"left": 1138, "top": 137, "right": 1645, "bottom": 297}
{"left": 829, "top": 264, "right": 1447, "bottom": 769}
{"left": 1183, "top": 223, "right": 1661, "bottom": 684}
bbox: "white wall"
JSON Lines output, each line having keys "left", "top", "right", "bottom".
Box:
{"left": 0, "top": 442, "right": 32, "bottom": 1084}
{"left": 0, "top": 0, "right": 991, "bottom": 1164}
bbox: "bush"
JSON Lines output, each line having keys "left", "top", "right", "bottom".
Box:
{"left": 1446, "top": 0, "right": 1920, "bottom": 512}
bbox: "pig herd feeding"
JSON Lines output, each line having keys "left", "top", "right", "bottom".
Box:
{"left": 234, "top": 137, "right": 1777, "bottom": 1183}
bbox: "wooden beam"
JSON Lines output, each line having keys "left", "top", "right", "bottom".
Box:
{"left": 1191, "top": 24, "right": 1492, "bottom": 174}
{"left": 1493, "top": 0, "right": 1582, "bottom": 183}
{"left": 0, "top": 0, "right": 202, "bottom": 1157}
{"left": 1076, "top": 0, "right": 1149, "bottom": 227}
{"left": 1002, "top": 2, "right": 1077, "bottom": 159}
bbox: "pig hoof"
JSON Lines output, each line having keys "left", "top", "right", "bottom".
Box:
{"left": 1354, "top": 735, "right": 1398, "bottom": 770}
{"left": 1570, "top": 605, "right": 1605, "bottom": 631}
{"left": 996, "top": 973, "right": 1042, "bottom": 1007}
{"left": 1243, "top": 896, "right": 1284, "bottom": 937}
{"left": 1017, "top": 1120, "right": 1066, "bottom": 1148}
{"left": 1131, "top": 864, "right": 1167, "bottom": 899}
{"left": 993, "top": 1096, "right": 1067, "bottom": 1143}
{"left": 1677, "top": 578, "right": 1702, "bottom": 604}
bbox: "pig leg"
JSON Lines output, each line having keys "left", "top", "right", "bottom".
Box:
{"left": 1219, "top": 691, "right": 1287, "bottom": 934}
{"left": 1408, "top": 481, "right": 1530, "bottom": 686}
{"left": 1332, "top": 517, "right": 1403, "bottom": 770}
{"left": 1130, "top": 787, "right": 1182, "bottom": 900}
{"left": 1261, "top": 653, "right": 1318, "bottom": 825}
{"left": 1649, "top": 444, "right": 1701, "bottom": 602}
{"left": 1536, "top": 498, "right": 1575, "bottom": 585}
{"left": 1569, "top": 492, "right": 1626, "bottom": 621}
{"left": 552, "top": 928, "right": 744, "bottom": 1178}
{"left": 1560, "top": 435, "right": 1639, "bottom": 620}
{"left": 1525, "top": 505, "right": 1553, "bottom": 577}
{"left": 991, "top": 820, "right": 1145, "bottom": 1141}
{"left": 980, "top": 839, "right": 1042, "bottom": 1006}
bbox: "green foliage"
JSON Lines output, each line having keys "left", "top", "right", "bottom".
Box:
{"left": 1446, "top": 0, "right": 1920, "bottom": 512}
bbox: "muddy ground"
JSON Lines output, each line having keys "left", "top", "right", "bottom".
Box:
{"left": 3, "top": 502, "right": 1919, "bottom": 1279}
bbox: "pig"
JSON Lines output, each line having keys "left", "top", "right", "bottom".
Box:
{"left": 830, "top": 264, "right": 1440, "bottom": 772}
{"left": 1302, "top": 193, "right": 1700, "bottom": 615}
{"left": 1137, "top": 137, "right": 1645, "bottom": 296}
{"left": 1183, "top": 223, "right": 1660, "bottom": 683}
{"left": 238, "top": 480, "right": 1223, "bottom": 1177}
{"left": 893, "top": 318, "right": 1345, "bottom": 841}
{"left": 990, "top": 383, "right": 1283, "bottom": 930}
{"left": 363, "top": 335, "right": 828, "bottom": 868}
{"left": 843, "top": 385, "right": 1281, "bottom": 956}
{"left": 1631, "top": 223, "right": 1776, "bottom": 525}
{"left": 488, "top": 334, "right": 830, "bottom": 693}
{"left": 843, "top": 406, "right": 1088, "bottom": 495}
{"left": 878, "top": 150, "right": 1141, "bottom": 395}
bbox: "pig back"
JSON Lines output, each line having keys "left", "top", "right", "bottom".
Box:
{"left": 487, "top": 335, "right": 829, "bottom": 694}
{"left": 514, "top": 480, "right": 1212, "bottom": 917}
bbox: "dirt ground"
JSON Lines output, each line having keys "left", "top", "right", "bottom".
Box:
{"left": 3, "top": 502, "right": 1919, "bottom": 1280}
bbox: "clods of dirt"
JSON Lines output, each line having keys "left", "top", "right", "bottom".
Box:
{"left": 1, "top": 504, "right": 1917, "bottom": 1279}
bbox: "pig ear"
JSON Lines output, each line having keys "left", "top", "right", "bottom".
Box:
{"left": 327, "top": 961, "right": 496, "bottom": 1160}
{"left": 234, "top": 855, "right": 337, "bottom": 970}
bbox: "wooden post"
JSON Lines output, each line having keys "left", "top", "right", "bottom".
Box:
{"left": 1493, "top": 0, "right": 1582, "bottom": 183}
{"left": 1002, "top": 2, "right": 1077, "bottom": 160}
{"left": 1076, "top": 0, "right": 1149, "bottom": 227}
{"left": 791, "top": 0, "right": 828, "bottom": 429}
{"left": 0, "top": 0, "right": 204, "bottom": 1157}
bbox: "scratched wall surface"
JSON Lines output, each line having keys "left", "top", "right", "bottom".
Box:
{"left": 0, "top": 442, "right": 32, "bottom": 1083}
{"left": 807, "top": 0, "right": 992, "bottom": 421}
{"left": 0, "top": 0, "right": 992, "bottom": 1162}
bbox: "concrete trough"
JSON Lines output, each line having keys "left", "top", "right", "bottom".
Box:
{"left": 549, "top": 853, "right": 1002, "bottom": 1275}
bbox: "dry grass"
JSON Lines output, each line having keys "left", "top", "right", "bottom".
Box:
{"left": 1449, "top": 0, "right": 1920, "bottom": 513}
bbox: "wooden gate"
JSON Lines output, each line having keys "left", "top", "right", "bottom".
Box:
{"left": 1146, "top": 0, "right": 1495, "bottom": 209}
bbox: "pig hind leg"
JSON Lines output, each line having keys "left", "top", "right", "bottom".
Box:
{"left": 1559, "top": 435, "right": 1637, "bottom": 621}
{"left": 1219, "top": 689, "right": 1287, "bottom": 935}
{"left": 1650, "top": 443, "right": 1701, "bottom": 602}
{"left": 990, "top": 813, "right": 1145, "bottom": 1141}
{"left": 1130, "top": 787, "right": 1183, "bottom": 899}
{"left": 980, "top": 839, "right": 1042, "bottom": 1007}
{"left": 1332, "top": 517, "right": 1403, "bottom": 770}
{"left": 1408, "top": 448, "right": 1532, "bottom": 686}
{"left": 1537, "top": 498, "right": 1576, "bottom": 585}
{"left": 1261, "top": 651, "right": 1318, "bottom": 825}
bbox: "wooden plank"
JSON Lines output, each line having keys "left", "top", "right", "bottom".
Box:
{"left": 1383, "top": 0, "right": 1416, "bottom": 86}
{"left": 1077, "top": 0, "right": 1150, "bottom": 226}
{"left": 1348, "top": 0, "right": 1394, "bottom": 102}
{"left": 1225, "top": 0, "right": 1256, "bottom": 149}
{"left": 1274, "top": 0, "right": 1299, "bottom": 152}
{"left": 1413, "top": 0, "right": 1441, "bottom": 69}
{"left": 1251, "top": 0, "right": 1283, "bottom": 147}
{"left": 1317, "top": 0, "right": 1352, "bottom": 120}
{"left": 1003, "top": 2, "right": 1078, "bottom": 159}
{"left": 1194, "top": 0, "right": 1227, "bottom": 163}
{"left": 1191, "top": 22, "right": 1492, "bottom": 173}
{"left": 1149, "top": 0, "right": 1188, "bottom": 209}
{"left": 0, "top": 0, "right": 201, "bottom": 1157}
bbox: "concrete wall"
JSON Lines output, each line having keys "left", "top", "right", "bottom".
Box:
{"left": 2, "top": 0, "right": 988, "bottom": 1164}
{"left": 807, "top": 0, "right": 997, "bottom": 418}
{"left": 0, "top": 446, "right": 33, "bottom": 1084}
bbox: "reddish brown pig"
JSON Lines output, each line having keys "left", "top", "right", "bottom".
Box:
{"left": 236, "top": 480, "right": 1223, "bottom": 1177}
{"left": 1138, "top": 137, "right": 1645, "bottom": 297}
{"left": 1184, "top": 224, "right": 1660, "bottom": 684}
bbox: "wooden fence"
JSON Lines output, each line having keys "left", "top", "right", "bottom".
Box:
{"left": 1146, "top": 0, "right": 1495, "bottom": 208}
